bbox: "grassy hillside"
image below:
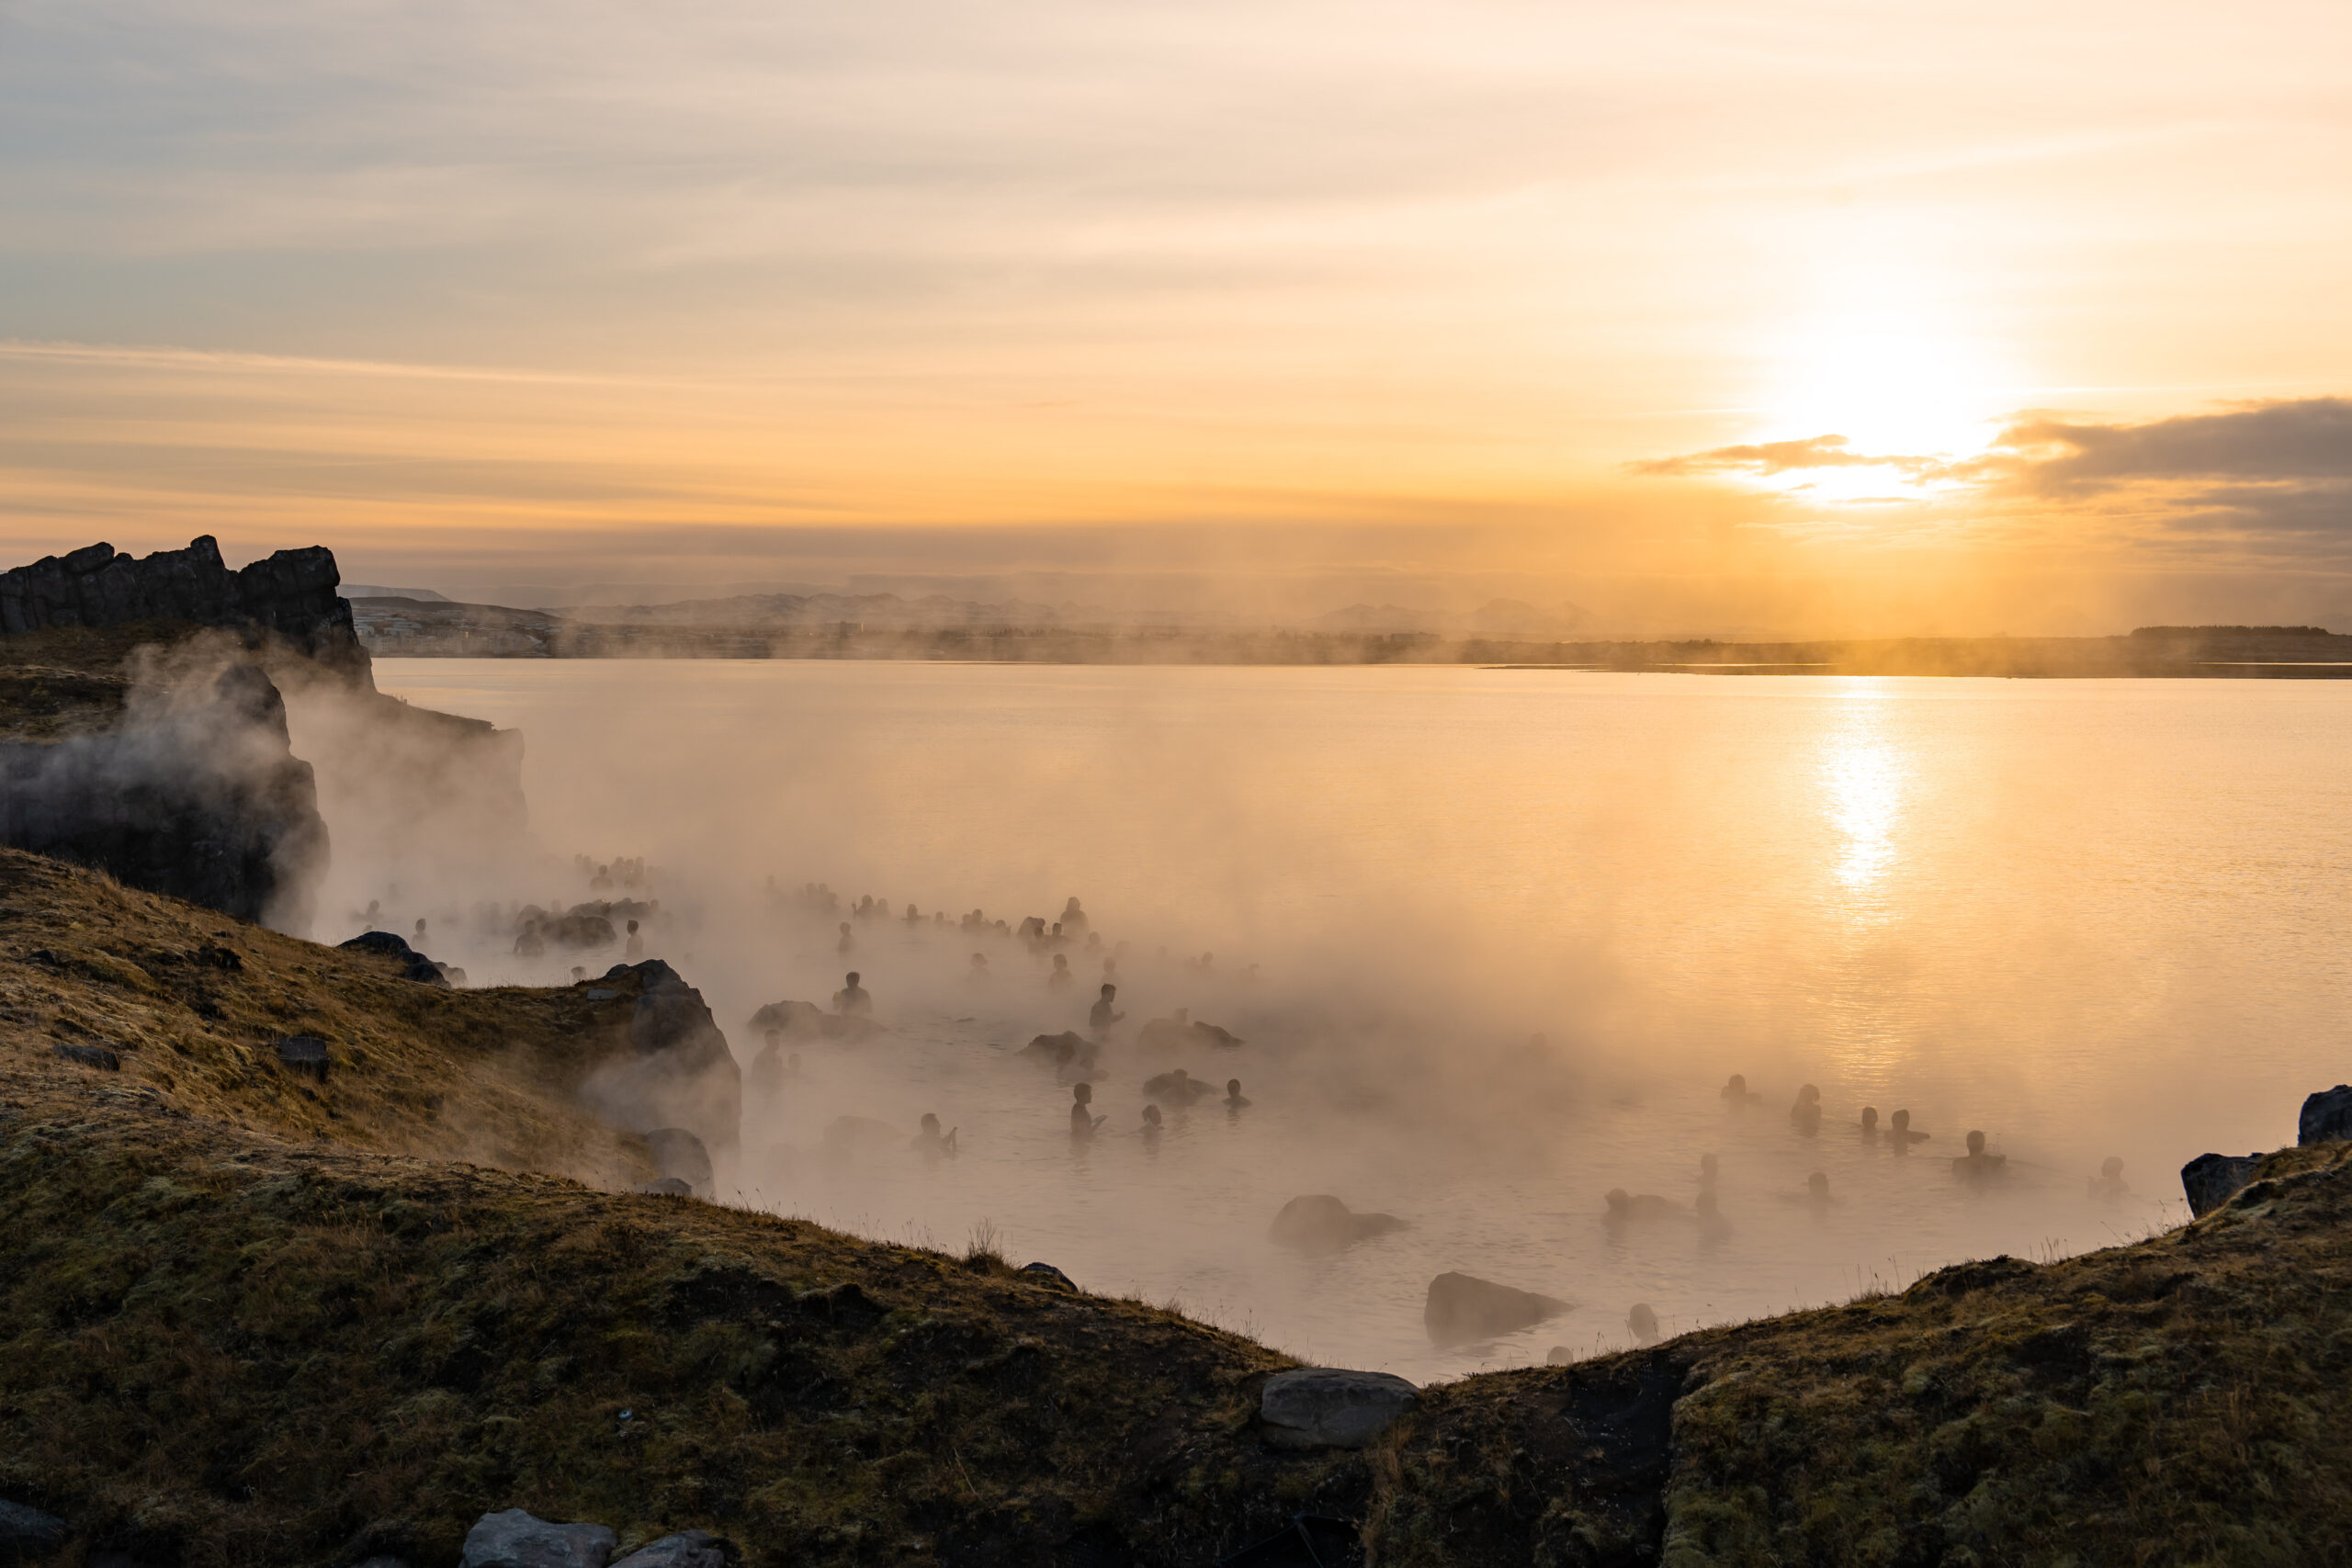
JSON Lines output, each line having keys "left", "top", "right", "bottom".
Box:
{"left": 3, "top": 848, "right": 2349, "bottom": 1566}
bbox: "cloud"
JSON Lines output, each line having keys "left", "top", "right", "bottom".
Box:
{"left": 1633, "top": 398, "right": 2352, "bottom": 552}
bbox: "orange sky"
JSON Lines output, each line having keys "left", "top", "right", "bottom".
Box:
{"left": 2, "top": 0, "right": 2346, "bottom": 630}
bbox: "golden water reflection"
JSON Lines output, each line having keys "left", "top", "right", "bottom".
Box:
{"left": 1819, "top": 688, "right": 1910, "bottom": 894}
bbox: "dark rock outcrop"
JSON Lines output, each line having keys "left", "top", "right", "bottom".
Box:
{"left": 337, "top": 931, "right": 454, "bottom": 987}
{"left": 0, "top": 1496, "right": 69, "bottom": 1563}
{"left": 583, "top": 961, "right": 741, "bottom": 1156}
{"left": 0, "top": 536, "right": 362, "bottom": 669}
{"left": 2182, "top": 1151, "right": 2266, "bottom": 1217}
{"left": 458, "top": 1509, "right": 614, "bottom": 1568}
{"left": 609, "top": 1531, "right": 727, "bottom": 1568}
{"left": 2300, "top": 1085, "right": 2352, "bottom": 1145}
{"left": 644, "top": 1127, "right": 715, "bottom": 1194}
{"left": 0, "top": 662, "right": 328, "bottom": 928}
{"left": 1259, "top": 1368, "right": 1418, "bottom": 1450}
{"left": 1423, "top": 1270, "right": 1570, "bottom": 1345}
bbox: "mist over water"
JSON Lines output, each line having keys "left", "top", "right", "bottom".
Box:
{"left": 345, "top": 660, "right": 2351, "bottom": 1380}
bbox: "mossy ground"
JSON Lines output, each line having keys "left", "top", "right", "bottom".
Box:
{"left": 4, "top": 850, "right": 2349, "bottom": 1566}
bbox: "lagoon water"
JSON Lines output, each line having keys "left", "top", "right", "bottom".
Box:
{"left": 369, "top": 660, "right": 2352, "bottom": 1381}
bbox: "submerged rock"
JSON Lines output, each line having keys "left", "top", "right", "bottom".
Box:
{"left": 1423, "top": 1270, "right": 1569, "bottom": 1345}
{"left": 1267, "top": 1194, "right": 1407, "bottom": 1253}
{"left": 2182, "top": 1152, "right": 2266, "bottom": 1217}
{"left": 2300, "top": 1085, "right": 2352, "bottom": 1145}
{"left": 1260, "top": 1367, "right": 1419, "bottom": 1450}
{"left": 458, "top": 1509, "right": 615, "bottom": 1568}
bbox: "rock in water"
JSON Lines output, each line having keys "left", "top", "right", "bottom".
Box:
{"left": 0, "top": 1496, "right": 69, "bottom": 1562}
{"left": 1423, "top": 1270, "right": 1569, "bottom": 1345}
{"left": 459, "top": 1509, "right": 616, "bottom": 1568}
{"left": 2300, "top": 1085, "right": 2352, "bottom": 1145}
{"left": 610, "top": 1532, "right": 728, "bottom": 1568}
{"left": 1267, "top": 1194, "right": 1407, "bottom": 1253}
{"left": 2181, "top": 1152, "right": 2266, "bottom": 1217}
{"left": 644, "top": 1127, "right": 714, "bottom": 1193}
{"left": 1260, "top": 1368, "right": 1419, "bottom": 1450}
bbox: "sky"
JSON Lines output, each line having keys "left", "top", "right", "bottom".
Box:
{"left": 1, "top": 0, "right": 2347, "bottom": 632}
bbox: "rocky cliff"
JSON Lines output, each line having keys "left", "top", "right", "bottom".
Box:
{"left": 0, "top": 536, "right": 365, "bottom": 671}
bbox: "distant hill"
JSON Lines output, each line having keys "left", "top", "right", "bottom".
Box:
{"left": 342, "top": 584, "right": 451, "bottom": 602}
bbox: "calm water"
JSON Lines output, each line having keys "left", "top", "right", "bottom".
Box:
{"left": 368, "top": 660, "right": 2352, "bottom": 1381}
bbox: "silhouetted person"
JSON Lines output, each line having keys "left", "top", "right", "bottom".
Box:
{"left": 1695, "top": 1188, "right": 1732, "bottom": 1245}
{"left": 1889, "top": 1109, "right": 1928, "bottom": 1150}
{"left": 1604, "top": 1188, "right": 1681, "bottom": 1224}
{"left": 905, "top": 902, "right": 922, "bottom": 925}
{"left": 747, "top": 1027, "right": 787, "bottom": 1111}
{"left": 1626, "top": 1303, "right": 1660, "bottom": 1345}
{"left": 1048, "top": 953, "right": 1073, "bottom": 989}
{"left": 1090, "top": 983, "right": 1124, "bottom": 1036}
{"left": 1804, "top": 1170, "right": 1834, "bottom": 1211}
{"left": 912, "top": 1112, "right": 958, "bottom": 1157}
{"left": 1952, "top": 1130, "right": 2007, "bottom": 1182}
{"left": 1860, "top": 1106, "right": 1880, "bottom": 1142}
{"left": 1061, "top": 897, "right": 1090, "bottom": 937}
{"left": 1069, "top": 1082, "right": 1103, "bottom": 1138}
{"left": 968, "top": 952, "right": 989, "bottom": 982}
{"left": 1144, "top": 1066, "right": 1212, "bottom": 1105}
{"left": 833, "top": 971, "right": 872, "bottom": 1016}
{"left": 2089, "top": 1156, "right": 2129, "bottom": 1202}
{"left": 625, "top": 918, "right": 644, "bottom": 960}
{"left": 570, "top": 966, "right": 586, "bottom": 983}
{"left": 1698, "top": 1153, "right": 1720, "bottom": 1192}
{"left": 1790, "top": 1084, "right": 1822, "bottom": 1136}
{"left": 1225, "top": 1077, "right": 1250, "bottom": 1110}
{"left": 1721, "top": 1074, "right": 1761, "bottom": 1108}
{"left": 838, "top": 921, "right": 855, "bottom": 956}
{"left": 413, "top": 918, "right": 429, "bottom": 942}
{"left": 1141, "top": 1102, "right": 1163, "bottom": 1148}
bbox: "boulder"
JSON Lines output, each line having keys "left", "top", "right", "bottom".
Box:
{"left": 633, "top": 1177, "right": 695, "bottom": 1197}
{"left": 1267, "top": 1194, "right": 1407, "bottom": 1253}
{"left": 644, "top": 1127, "right": 714, "bottom": 1193}
{"left": 2182, "top": 1152, "right": 2266, "bottom": 1217}
{"left": 0, "top": 1497, "right": 68, "bottom": 1563}
{"left": 339, "top": 932, "right": 454, "bottom": 987}
{"left": 610, "top": 1532, "right": 728, "bottom": 1568}
{"left": 274, "top": 1035, "right": 329, "bottom": 1082}
{"left": 1423, "top": 1270, "right": 1569, "bottom": 1345}
{"left": 1260, "top": 1368, "right": 1419, "bottom": 1450}
{"left": 1020, "top": 1261, "right": 1078, "bottom": 1292}
{"left": 458, "top": 1509, "right": 616, "bottom": 1568}
{"left": 51, "top": 1042, "right": 119, "bottom": 1072}
{"left": 2300, "top": 1085, "right": 2352, "bottom": 1145}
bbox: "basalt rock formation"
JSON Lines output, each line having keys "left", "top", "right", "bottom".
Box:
{"left": 0, "top": 536, "right": 363, "bottom": 670}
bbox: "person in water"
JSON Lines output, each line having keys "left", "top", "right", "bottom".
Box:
{"left": 2089, "top": 1156, "right": 2129, "bottom": 1202}
{"left": 1695, "top": 1188, "right": 1732, "bottom": 1245}
{"left": 1225, "top": 1077, "right": 1250, "bottom": 1110}
{"left": 1721, "top": 1074, "right": 1761, "bottom": 1108}
{"left": 1144, "top": 1066, "right": 1214, "bottom": 1105}
{"left": 1951, "top": 1130, "right": 2007, "bottom": 1181}
{"left": 1860, "top": 1106, "right": 1880, "bottom": 1142}
{"left": 1141, "top": 1102, "right": 1163, "bottom": 1147}
{"left": 1047, "top": 953, "right": 1074, "bottom": 989}
{"left": 837, "top": 921, "right": 855, "bottom": 956}
{"left": 1790, "top": 1084, "right": 1822, "bottom": 1136}
{"left": 1604, "top": 1188, "right": 1681, "bottom": 1224}
{"left": 1069, "top": 1082, "right": 1104, "bottom": 1138}
{"left": 1626, "top": 1303, "right": 1660, "bottom": 1345}
{"left": 624, "top": 918, "right": 644, "bottom": 960}
{"left": 1061, "top": 896, "right": 1090, "bottom": 937}
{"left": 833, "top": 971, "right": 873, "bottom": 1016}
{"left": 1697, "top": 1152, "right": 1720, "bottom": 1192}
{"left": 1888, "top": 1109, "right": 1928, "bottom": 1149}
{"left": 746, "top": 1027, "right": 788, "bottom": 1110}
{"left": 968, "top": 952, "right": 989, "bottom": 983}
{"left": 1090, "top": 983, "right": 1124, "bottom": 1037}
{"left": 1804, "top": 1170, "right": 1834, "bottom": 1211}
{"left": 911, "top": 1112, "right": 958, "bottom": 1157}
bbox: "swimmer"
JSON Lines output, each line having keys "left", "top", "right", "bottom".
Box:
{"left": 1626, "top": 1303, "right": 1660, "bottom": 1346}
{"left": 2089, "top": 1156, "right": 2129, "bottom": 1202}
{"left": 905, "top": 902, "right": 922, "bottom": 925}
{"left": 1804, "top": 1170, "right": 1835, "bottom": 1211}
{"left": 1225, "top": 1077, "right": 1250, "bottom": 1111}
{"left": 625, "top": 918, "right": 644, "bottom": 960}
{"left": 1951, "top": 1130, "right": 2007, "bottom": 1182}
{"left": 1069, "top": 1082, "right": 1104, "bottom": 1138}
{"left": 968, "top": 952, "right": 989, "bottom": 983}
{"left": 1697, "top": 1152, "right": 1720, "bottom": 1192}
{"left": 1790, "top": 1084, "right": 1822, "bottom": 1137}
{"left": 1048, "top": 953, "right": 1074, "bottom": 989}
{"left": 1089, "top": 983, "right": 1125, "bottom": 1037}
{"left": 1721, "top": 1074, "right": 1762, "bottom": 1108}
{"left": 837, "top": 921, "right": 855, "bottom": 956}
{"left": 1860, "top": 1106, "right": 1880, "bottom": 1142}
{"left": 911, "top": 1112, "right": 959, "bottom": 1157}
{"left": 1141, "top": 1102, "right": 1163, "bottom": 1146}
{"left": 1143, "top": 1066, "right": 1214, "bottom": 1105}
{"left": 1695, "top": 1189, "right": 1732, "bottom": 1244}
{"left": 1061, "top": 896, "right": 1090, "bottom": 937}
{"left": 833, "top": 971, "right": 873, "bottom": 1017}
{"left": 1888, "top": 1109, "right": 1928, "bottom": 1150}
{"left": 747, "top": 1027, "right": 787, "bottom": 1110}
